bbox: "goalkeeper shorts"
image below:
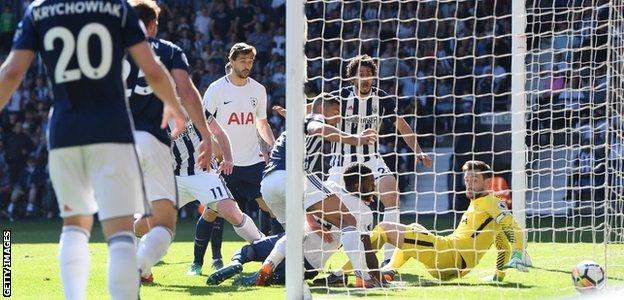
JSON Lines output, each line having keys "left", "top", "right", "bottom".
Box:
{"left": 400, "top": 223, "right": 471, "bottom": 281}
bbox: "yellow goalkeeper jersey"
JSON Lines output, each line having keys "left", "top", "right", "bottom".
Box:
{"left": 447, "top": 194, "right": 524, "bottom": 269}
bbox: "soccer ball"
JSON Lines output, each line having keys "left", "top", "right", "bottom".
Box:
{"left": 571, "top": 260, "right": 605, "bottom": 293}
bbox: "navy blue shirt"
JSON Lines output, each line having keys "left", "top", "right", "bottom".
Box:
{"left": 126, "top": 37, "right": 190, "bottom": 145}
{"left": 12, "top": 0, "right": 146, "bottom": 149}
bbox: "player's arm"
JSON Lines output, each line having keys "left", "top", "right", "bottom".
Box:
{"left": 395, "top": 116, "right": 432, "bottom": 168}
{"left": 171, "top": 68, "right": 213, "bottom": 169}
{"left": 306, "top": 213, "right": 333, "bottom": 243}
{"left": 128, "top": 42, "right": 185, "bottom": 136}
{"left": 489, "top": 200, "right": 528, "bottom": 272}
{"left": 270, "top": 103, "right": 312, "bottom": 118}
{"left": 206, "top": 114, "right": 234, "bottom": 175}
{"left": 0, "top": 50, "right": 34, "bottom": 110}
{"left": 307, "top": 120, "right": 376, "bottom": 146}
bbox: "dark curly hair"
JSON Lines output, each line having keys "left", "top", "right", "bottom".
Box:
{"left": 345, "top": 54, "right": 378, "bottom": 80}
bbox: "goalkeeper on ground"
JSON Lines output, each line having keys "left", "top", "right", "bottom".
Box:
{"left": 319, "top": 160, "right": 529, "bottom": 285}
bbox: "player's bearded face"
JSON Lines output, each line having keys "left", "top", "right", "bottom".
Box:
{"left": 464, "top": 171, "right": 486, "bottom": 199}
{"left": 231, "top": 54, "right": 255, "bottom": 79}
{"left": 354, "top": 66, "right": 373, "bottom": 95}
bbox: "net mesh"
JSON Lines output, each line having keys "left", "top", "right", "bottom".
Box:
{"left": 299, "top": 0, "right": 624, "bottom": 296}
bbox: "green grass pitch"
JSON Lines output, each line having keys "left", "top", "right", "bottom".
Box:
{"left": 6, "top": 217, "right": 624, "bottom": 299}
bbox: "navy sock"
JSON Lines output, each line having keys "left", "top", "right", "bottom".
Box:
{"left": 211, "top": 217, "right": 224, "bottom": 260}
{"left": 193, "top": 217, "right": 213, "bottom": 266}
{"left": 271, "top": 218, "right": 284, "bottom": 235}
{"left": 259, "top": 210, "right": 271, "bottom": 236}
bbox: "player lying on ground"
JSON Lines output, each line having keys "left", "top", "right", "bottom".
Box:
{"left": 317, "top": 160, "right": 529, "bottom": 286}
{"left": 206, "top": 163, "right": 377, "bottom": 286}
{"left": 261, "top": 94, "right": 383, "bottom": 286}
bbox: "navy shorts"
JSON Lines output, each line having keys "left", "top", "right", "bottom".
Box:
{"left": 222, "top": 161, "right": 265, "bottom": 203}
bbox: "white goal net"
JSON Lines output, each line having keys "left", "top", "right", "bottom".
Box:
{"left": 285, "top": 0, "right": 624, "bottom": 298}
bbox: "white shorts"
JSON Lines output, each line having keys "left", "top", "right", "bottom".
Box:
{"left": 134, "top": 131, "right": 176, "bottom": 204}
{"left": 304, "top": 172, "right": 334, "bottom": 211}
{"left": 326, "top": 156, "right": 392, "bottom": 187}
{"left": 48, "top": 143, "right": 147, "bottom": 220}
{"left": 177, "top": 171, "right": 233, "bottom": 211}
{"left": 260, "top": 170, "right": 286, "bottom": 224}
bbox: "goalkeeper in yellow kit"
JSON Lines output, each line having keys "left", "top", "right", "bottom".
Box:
{"left": 317, "top": 160, "right": 529, "bottom": 285}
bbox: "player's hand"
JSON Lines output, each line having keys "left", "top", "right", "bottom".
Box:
{"left": 162, "top": 103, "right": 186, "bottom": 138}
{"left": 196, "top": 140, "right": 213, "bottom": 171}
{"left": 357, "top": 129, "right": 377, "bottom": 145}
{"left": 218, "top": 160, "right": 234, "bottom": 175}
{"left": 272, "top": 105, "right": 286, "bottom": 118}
{"left": 503, "top": 250, "right": 529, "bottom": 272}
{"left": 416, "top": 152, "right": 433, "bottom": 169}
{"left": 261, "top": 151, "right": 270, "bottom": 164}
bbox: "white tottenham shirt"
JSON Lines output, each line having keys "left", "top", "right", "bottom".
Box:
{"left": 203, "top": 75, "right": 268, "bottom": 166}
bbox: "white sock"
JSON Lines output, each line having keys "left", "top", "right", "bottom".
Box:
{"left": 263, "top": 235, "right": 286, "bottom": 269}
{"left": 340, "top": 225, "right": 370, "bottom": 281}
{"left": 136, "top": 226, "right": 173, "bottom": 277}
{"left": 107, "top": 231, "right": 139, "bottom": 300}
{"left": 383, "top": 207, "right": 400, "bottom": 262}
{"left": 59, "top": 226, "right": 91, "bottom": 300}
{"left": 233, "top": 214, "right": 264, "bottom": 243}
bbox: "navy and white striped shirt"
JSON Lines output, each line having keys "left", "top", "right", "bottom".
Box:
{"left": 170, "top": 112, "right": 219, "bottom": 176}
{"left": 329, "top": 86, "right": 397, "bottom": 167}
{"left": 263, "top": 114, "right": 328, "bottom": 177}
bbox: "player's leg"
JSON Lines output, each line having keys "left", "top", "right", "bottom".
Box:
{"left": 377, "top": 173, "right": 400, "bottom": 265}
{"left": 86, "top": 143, "right": 147, "bottom": 299}
{"left": 255, "top": 234, "right": 287, "bottom": 285}
{"left": 188, "top": 207, "right": 217, "bottom": 275}
{"left": 246, "top": 162, "right": 273, "bottom": 235}
{"left": 210, "top": 216, "right": 224, "bottom": 269}
{"left": 215, "top": 198, "right": 263, "bottom": 242}
{"left": 136, "top": 199, "right": 177, "bottom": 281}
{"left": 207, "top": 233, "right": 284, "bottom": 285}
{"left": 49, "top": 146, "right": 97, "bottom": 300}
{"left": 259, "top": 170, "right": 287, "bottom": 228}
{"left": 305, "top": 176, "right": 372, "bottom": 282}
{"left": 133, "top": 132, "right": 177, "bottom": 282}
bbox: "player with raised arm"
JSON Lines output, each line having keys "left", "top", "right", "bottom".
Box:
{"left": 259, "top": 93, "right": 382, "bottom": 287}
{"left": 187, "top": 42, "right": 276, "bottom": 275}
{"left": 123, "top": 0, "right": 213, "bottom": 283}
{"left": 319, "top": 160, "right": 529, "bottom": 286}
{"left": 0, "top": 0, "right": 186, "bottom": 298}
{"left": 328, "top": 54, "right": 433, "bottom": 266}
{"left": 207, "top": 163, "right": 376, "bottom": 287}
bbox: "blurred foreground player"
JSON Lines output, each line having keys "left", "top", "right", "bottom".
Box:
{"left": 0, "top": 0, "right": 185, "bottom": 298}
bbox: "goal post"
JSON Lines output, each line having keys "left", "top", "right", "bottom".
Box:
{"left": 511, "top": 0, "right": 528, "bottom": 240}
{"left": 285, "top": 0, "right": 305, "bottom": 299}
